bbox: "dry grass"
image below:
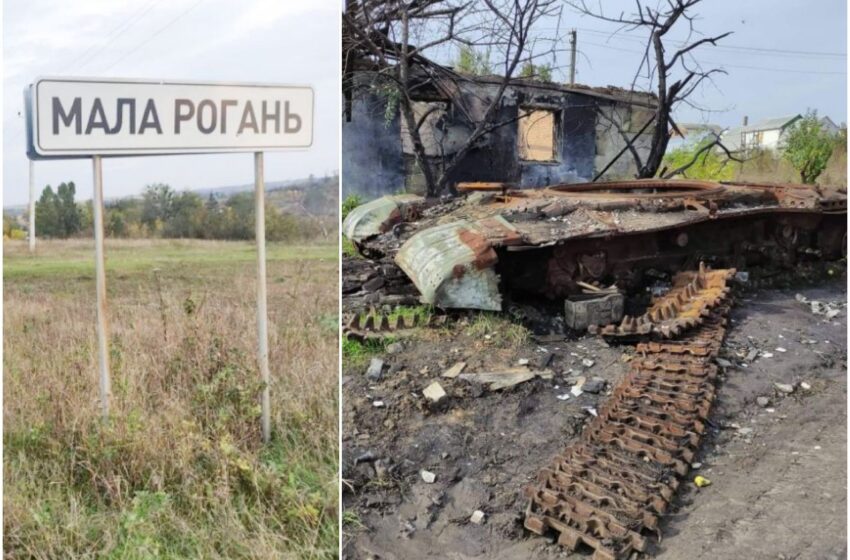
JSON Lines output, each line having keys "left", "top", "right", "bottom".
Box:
{"left": 4, "top": 239, "right": 338, "bottom": 559}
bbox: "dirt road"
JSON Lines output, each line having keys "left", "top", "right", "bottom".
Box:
{"left": 342, "top": 280, "right": 846, "bottom": 560}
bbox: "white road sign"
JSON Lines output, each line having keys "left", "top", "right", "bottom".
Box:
{"left": 26, "top": 77, "right": 314, "bottom": 157}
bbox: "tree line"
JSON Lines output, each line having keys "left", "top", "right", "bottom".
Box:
{"left": 8, "top": 179, "right": 336, "bottom": 242}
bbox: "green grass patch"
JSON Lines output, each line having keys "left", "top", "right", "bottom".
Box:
{"left": 342, "top": 336, "right": 395, "bottom": 370}
{"left": 4, "top": 240, "right": 336, "bottom": 280}
{"left": 465, "top": 311, "right": 529, "bottom": 349}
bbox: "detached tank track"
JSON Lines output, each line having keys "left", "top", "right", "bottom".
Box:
{"left": 525, "top": 267, "right": 734, "bottom": 560}
{"left": 343, "top": 311, "right": 448, "bottom": 342}
{"left": 590, "top": 264, "right": 734, "bottom": 338}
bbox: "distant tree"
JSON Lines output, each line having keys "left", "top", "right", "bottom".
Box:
{"left": 165, "top": 192, "right": 205, "bottom": 238}
{"left": 783, "top": 110, "right": 838, "bottom": 184}
{"left": 35, "top": 186, "right": 60, "bottom": 237}
{"left": 205, "top": 193, "right": 219, "bottom": 212}
{"left": 456, "top": 45, "right": 492, "bottom": 75}
{"left": 56, "top": 182, "right": 81, "bottom": 236}
{"left": 78, "top": 199, "right": 93, "bottom": 235}
{"left": 141, "top": 184, "right": 174, "bottom": 232}
{"left": 519, "top": 61, "right": 552, "bottom": 82}
{"left": 224, "top": 192, "right": 255, "bottom": 239}
{"left": 662, "top": 134, "right": 737, "bottom": 181}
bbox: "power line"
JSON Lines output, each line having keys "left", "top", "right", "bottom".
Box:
{"left": 539, "top": 25, "right": 847, "bottom": 58}
{"left": 73, "top": 0, "right": 164, "bottom": 72}
{"left": 98, "top": 0, "right": 207, "bottom": 74}
{"left": 580, "top": 40, "right": 847, "bottom": 75}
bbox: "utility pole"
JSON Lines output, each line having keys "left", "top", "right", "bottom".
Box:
{"left": 568, "top": 29, "right": 577, "bottom": 86}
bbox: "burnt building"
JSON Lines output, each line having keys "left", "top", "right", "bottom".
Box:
{"left": 342, "top": 67, "right": 657, "bottom": 199}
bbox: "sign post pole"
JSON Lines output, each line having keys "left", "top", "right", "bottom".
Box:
{"left": 26, "top": 78, "right": 313, "bottom": 430}
{"left": 28, "top": 160, "right": 36, "bottom": 252}
{"left": 92, "top": 155, "right": 112, "bottom": 419}
{"left": 254, "top": 151, "right": 271, "bottom": 443}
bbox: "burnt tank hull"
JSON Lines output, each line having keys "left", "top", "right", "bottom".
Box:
{"left": 343, "top": 180, "right": 846, "bottom": 310}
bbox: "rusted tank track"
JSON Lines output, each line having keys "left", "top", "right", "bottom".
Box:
{"left": 342, "top": 311, "right": 447, "bottom": 341}
{"left": 590, "top": 264, "right": 734, "bottom": 338}
{"left": 525, "top": 267, "right": 734, "bottom": 559}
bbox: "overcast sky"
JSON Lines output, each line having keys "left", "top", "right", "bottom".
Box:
{"left": 3, "top": 0, "right": 339, "bottom": 206}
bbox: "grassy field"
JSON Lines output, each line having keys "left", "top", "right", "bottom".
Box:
{"left": 4, "top": 239, "right": 338, "bottom": 559}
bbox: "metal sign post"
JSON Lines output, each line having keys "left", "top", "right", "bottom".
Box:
{"left": 254, "top": 151, "right": 271, "bottom": 443}
{"left": 24, "top": 76, "right": 313, "bottom": 439}
{"left": 28, "top": 160, "right": 36, "bottom": 252}
{"left": 91, "top": 155, "right": 111, "bottom": 418}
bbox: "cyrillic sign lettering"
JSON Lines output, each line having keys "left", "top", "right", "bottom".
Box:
{"left": 30, "top": 78, "right": 314, "bottom": 156}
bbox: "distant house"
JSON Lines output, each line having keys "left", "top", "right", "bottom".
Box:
{"left": 721, "top": 114, "right": 841, "bottom": 153}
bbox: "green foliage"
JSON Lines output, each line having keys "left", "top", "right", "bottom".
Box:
{"left": 369, "top": 80, "right": 401, "bottom": 127}
{"left": 783, "top": 110, "right": 839, "bottom": 184}
{"left": 519, "top": 61, "right": 553, "bottom": 82}
{"left": 341, "top": 194, "right": 363, "bottom": 221}
{"left": 342, "top": 237, "right": 359, "bottom": 258}
{"left": 99, "top": 186, "right": 328, "bottom": 242}
{"left": 4, "top": 214, "right": 26, "bottom": 239}
{"left": 663, "top": 135, "right": 737, "bottom": 181}
{"left": 27, "top": 177, "right": 335, "bottom": 242}
{"left": 456, "top": 45, "right": 492, "bottom": 75}
{"left": 35, "top": 182, "right": 82, "bottom": 238}
{"left": 342, "top": 336, "right": 394, "bottom": 369}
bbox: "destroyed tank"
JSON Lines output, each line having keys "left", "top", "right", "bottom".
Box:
{"left": 343, "top": 180, "right": 847, "bottom": 311}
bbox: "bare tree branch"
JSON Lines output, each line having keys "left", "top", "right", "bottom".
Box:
{"left": 565, "top": 0, "right": 732, "bottom": 178}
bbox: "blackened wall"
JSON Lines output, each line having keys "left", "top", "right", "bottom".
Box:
{"left": 342, "top": 91, "right": 404, "bottom": 200}
{"left": 343, "top": 76, "right": 645, "bottom": 199}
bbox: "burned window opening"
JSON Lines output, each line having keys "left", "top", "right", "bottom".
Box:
{"left": 518, "top": 107, "right": 559, "bottom": 163}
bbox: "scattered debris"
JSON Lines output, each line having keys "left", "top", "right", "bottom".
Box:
{"left": 761, "top": 352, "right": 774, "bottom": 358}
{"left": 694, "top": 475, "right": 712, "bottom": 488}
{"left": 795, "top": 293, "right": 846, "bottom": 319}
{"left": 774, "top": 383, "right": 795, "bottom": 394}
{"left": 423, "top": 381, "right": 447, "bottom": 403}
{"left": 691, "top": 462, "right": 703, "bottom": 469}
{"left": 581, "top": 378, "right": 605, "bottom": 394}
{"left": 420, "top": 470, "right": 436, "bottom": 484}
{"left": 775, "top": 347, "right": 787, "bottom": 353}
{"left": 581, "top": 406, "right": 597, "bottom": 417}
{"left": 355, "top": 451, "right": 376, "bottom": 464}
{"left": 757, "top": 396, "right": 771, "bottom": 407}
{"left": 556, "top": 393, "right": 570, "bottom": 401}
{"left": 564, "top": 291, "right": 624, "bottom": 330}
{"left": 800, "top": 381, "right": 812, "bottom": 391}
{"left": 366, "top": 358, "right": 385, "bottom": 380}
{"left": 458, "top": 367, "right": 553, "bottom": 391}
{"left": 441, "top": 361, "right": 466, "bottom": 379}
{"left": 581, "top": 358, "right": 595, "bottom": 368}
{"left": 517, "top": 358, "right": 530, "bottom": 366}
{"left": 469, "top": 510, "right": 486, "bottom": 525}
{"left": 372, "top": 400, "right": 385, "bottom": 408}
